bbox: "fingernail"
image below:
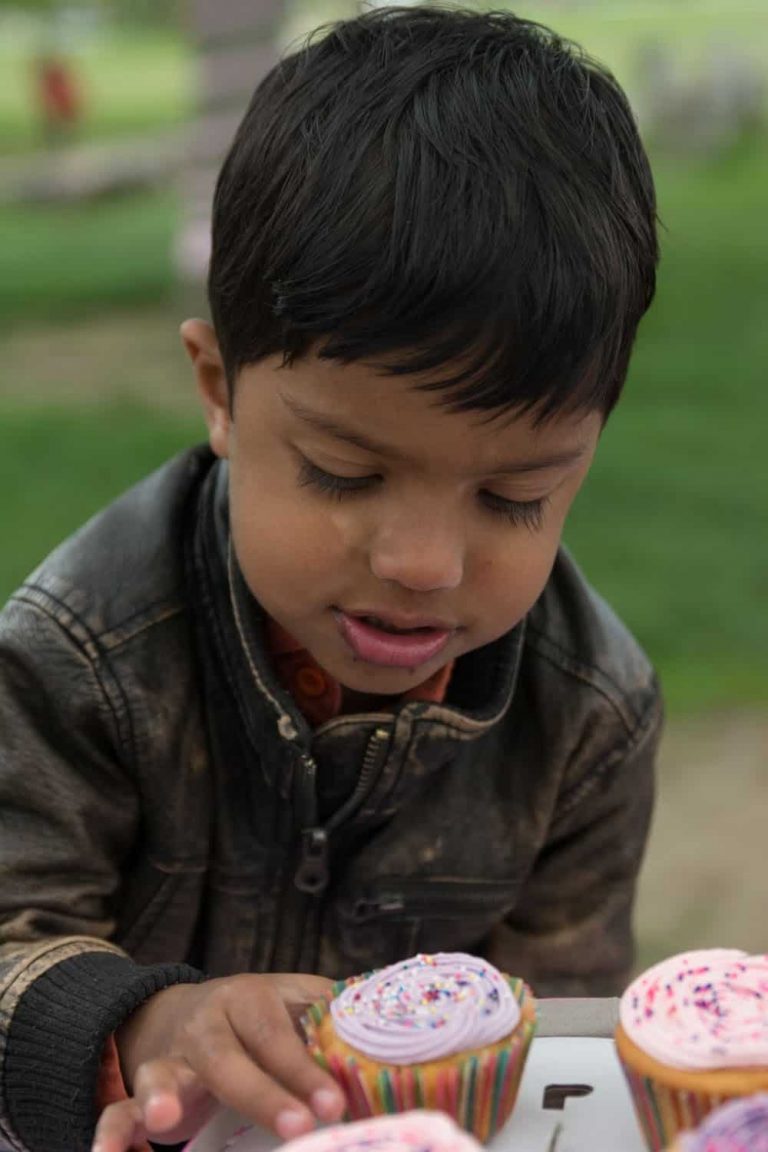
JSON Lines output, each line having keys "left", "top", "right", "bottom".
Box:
{"left": 311, "top": 1088, "right": 343, "bottom": 1120}
{"left": 276, "top": 1108, "right": 314, "bottom": 1139}
{"left": 145, "top": 1092, "right": 182, "bottom": 1130}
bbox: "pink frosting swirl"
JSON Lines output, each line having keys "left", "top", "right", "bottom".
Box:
{"left": 678, "top": 1094, "right": 768, "bottom": 1152}
{"left": 619, "top": 949, "right": 768, "bottom": 1069}
{"left": 329, "top": 952, "right": 520, "bottom": 1064}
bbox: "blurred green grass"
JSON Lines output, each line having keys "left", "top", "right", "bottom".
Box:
{"left": 565, "top": 143, "right": 768, "bottom": 712}
{"left": 0, "top": 190, "right": 177, "bottom": 324}
{"left": 0, "top": 3, "right": 766, "bottom": 715}
{"left": 0, "top": 401, "right": 200, "bottom": 577}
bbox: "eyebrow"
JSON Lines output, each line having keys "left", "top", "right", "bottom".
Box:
{"left": 281, "top": 394, "right": 588, "bottom": 475}
{"left": 282, "top": 394, "right": 405, "bottom": 459}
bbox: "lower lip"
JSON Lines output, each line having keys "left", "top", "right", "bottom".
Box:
{"left": 334, "top": 610, "right": 453, "bottom": 669}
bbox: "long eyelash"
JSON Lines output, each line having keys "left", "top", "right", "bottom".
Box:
{"left": 299, "top": 458, "right": 547, "bottom": 528}
{"left": 481, "top": 491, "right": 548, "bottom": 530}
{"left": 298, "top": 459, "right": 379, "bottom": 499}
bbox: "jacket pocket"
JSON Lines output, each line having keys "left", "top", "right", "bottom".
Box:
{"left": 327, "top": 876, "right": 521, "bottom": 976}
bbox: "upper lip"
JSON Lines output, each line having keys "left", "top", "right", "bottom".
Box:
{"left": 337, "top": 608, "right": 459, "bottom": 631}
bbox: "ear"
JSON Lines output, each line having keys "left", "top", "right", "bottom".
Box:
{"left": 180, "top": 319, "right": 231, "bottom": 459}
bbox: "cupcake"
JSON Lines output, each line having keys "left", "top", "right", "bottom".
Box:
{"left": 615, "top": 949, "right": 768, "bottom": 1152}
{"left": 196, "top": 1110, "right": 486, "bottom": 1152}
{"left": 302, "top": 952, "right": 536, "bottom": 1142}
{"left": 666, "top": 1094, "right": 768, "bottom": 1151}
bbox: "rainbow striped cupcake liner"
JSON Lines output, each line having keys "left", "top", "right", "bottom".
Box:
{"left": 302, "top": 976, "right": 536, "bottom": 1143}
{"left": 619, "top": 1061, "right": 730, "bottom": 1152}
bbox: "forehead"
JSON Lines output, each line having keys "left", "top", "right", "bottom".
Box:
{"left": 241, "top": 352, "right": 601, "bottom": 468}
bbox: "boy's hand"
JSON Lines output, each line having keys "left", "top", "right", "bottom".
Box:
{"left": 92, "top": 973, "right": 346, "bottom": 1152}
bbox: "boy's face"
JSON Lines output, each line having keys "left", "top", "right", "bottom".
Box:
{"left": 184, "top": 321, "right": 601, "bottom": 699}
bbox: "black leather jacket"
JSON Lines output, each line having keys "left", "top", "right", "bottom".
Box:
{"left": 0, "top": 445, "right": 661, "bottom": 1152}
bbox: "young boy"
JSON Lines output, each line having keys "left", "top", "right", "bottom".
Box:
{"left": 0, "top": 7, "right": 661, "bottom": 1152}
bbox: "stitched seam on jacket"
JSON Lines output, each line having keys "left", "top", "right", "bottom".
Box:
{"left": 99, "top": 604, "right": 185, "bottom": 652}
{"left": 11, "top": 589, "right": 136, "bottom": 766}
{"left": 20, "top": 585, "right": 185, "bottom": 652}
{"left": 525, "top": 622, "right": 653, "bottom": 734}
{"left": 554, "top": 696, "right": 661, "bottom": 821}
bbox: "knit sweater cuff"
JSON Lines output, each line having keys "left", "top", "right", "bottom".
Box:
{"left": 3, "top": 950, "right": 206, "bottom": 1152}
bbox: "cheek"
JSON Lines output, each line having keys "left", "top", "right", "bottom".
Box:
{"left": 228, "top": 467, "right": 350, "bottom": 600}
{"left": 472, "top": 531, "right": 561, "bottom": 622}
{"left": 475, "top": 478, "right": 585, "bottom": 608}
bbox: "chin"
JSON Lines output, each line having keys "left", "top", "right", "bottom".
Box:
{"left": 334, "top": 656, "right": 437, "bottom": 691}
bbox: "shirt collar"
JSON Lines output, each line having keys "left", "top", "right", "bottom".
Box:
{"left": 266, "top": 618, "right": 454, "bottom": 727}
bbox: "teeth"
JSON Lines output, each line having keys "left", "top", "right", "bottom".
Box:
{"left": 364, "top": 615, "right": 417, "bottom": 634}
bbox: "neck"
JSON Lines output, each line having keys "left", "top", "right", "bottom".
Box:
{"left": 339, "top": 686, "right": 397, "bottom": 715}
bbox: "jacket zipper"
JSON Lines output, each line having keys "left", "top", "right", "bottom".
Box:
{"left": 273, "top": 725, "right": 390, "bottom": 970}
{"left": 227, "top": 541, "right": 394, "bottom": 963}
{"left": 293, "top": 725, "right": 391, "bottom": 895}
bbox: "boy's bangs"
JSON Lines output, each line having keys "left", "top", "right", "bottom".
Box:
{"left": 269, "top": 116, "right": 648, "bottom": 421}
{"left": 312, "top": 314, "right": 627, "bottom": 427}
{"left": 307, "top": 258, "right": 635, "bottom": 425}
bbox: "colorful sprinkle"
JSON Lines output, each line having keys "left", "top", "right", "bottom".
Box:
{"left": 620, "top": 950, "right": 768, "bottom": 1070}
{"left": 329, "top": 953, "right": 520, "bottom": 1064}
{"left": 301, "top": 959, "right": 536, "bottom": 1141}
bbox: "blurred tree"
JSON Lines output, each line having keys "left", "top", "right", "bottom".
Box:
{"left": 175, "top": 0, "right": 286, "bottom": 293}
{"left": 637, "top": 38, "right": 766, "bottom": 158}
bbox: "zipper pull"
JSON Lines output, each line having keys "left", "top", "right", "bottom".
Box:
{"left": 294, "top": 827, "right": 329, "bottom": 895}
{"left": 352, "top": 895, "right": 405, "bottom": 921}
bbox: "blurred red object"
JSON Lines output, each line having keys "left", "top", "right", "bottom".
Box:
{"left": 36, "top": 55, "right": 82, "bottom": 138}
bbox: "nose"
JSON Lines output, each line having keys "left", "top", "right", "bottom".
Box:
{"left": 369, "top": 508, "right": 464, "bottom": 592}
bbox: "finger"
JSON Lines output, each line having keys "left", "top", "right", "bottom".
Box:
{"left": 92, "top": 1098, "right": 147, "bottom": 1152}
{"left": 267, "top": 974, "right": 337, "bottom": 1032}
{"left": 133, "top": 1061, "right": 185, "bottom": 1132}
{"left": 132, "top": 1058, "right": 216, "bottom": 1143}
{"left": 179, "top": 1009, "right": 321, "bottom": 1139}
{"left": 228, "top": 983, "right": 345, "bottom": 1123}
{"left": 271, "top": 974, "right": 337, "bottom": 1007}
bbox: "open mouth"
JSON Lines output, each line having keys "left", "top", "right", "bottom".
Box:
{"left": 333, "top": 609, "right": 454, "bottom": 669}
{"left": 355, "top": 615, "right": 434, "bottom": 635}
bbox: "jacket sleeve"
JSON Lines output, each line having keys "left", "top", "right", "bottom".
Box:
{"left": 0, "top": 590, "right": 203, "bottom": 1152}
{"left": 485, "top": 689, "right": 661, "bottom": 998}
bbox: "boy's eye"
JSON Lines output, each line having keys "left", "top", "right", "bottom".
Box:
{"left": 298, "top": 458, "right": 381, "bottom": 497}
{"left": 298, "top": 457, "right": 547, "bottom": 530}
{"left": 480, "top": 490, "right": 547, "bottom": 530}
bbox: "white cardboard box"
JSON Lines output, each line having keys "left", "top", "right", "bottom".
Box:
{"left": 187, "top": 1007, "right": 647, "bottom": 1152}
